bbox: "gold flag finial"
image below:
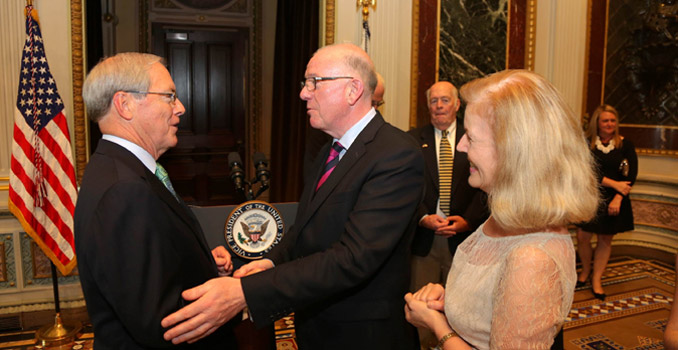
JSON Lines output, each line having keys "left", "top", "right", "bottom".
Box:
{"left": 357, "top": 0, "right": 376, "bottom": 22}
{"left": 27, "top": 0, "right": 33, "bottom": 6}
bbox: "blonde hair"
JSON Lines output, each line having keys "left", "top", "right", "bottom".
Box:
{"left": 460, "top": 70, "right": 599, "bottom": 231}
{"left": 587, "top": 104, "right": 623, "bottom": 149}
{"left": 82, "top": 52, "right": 163, "bottom": 122}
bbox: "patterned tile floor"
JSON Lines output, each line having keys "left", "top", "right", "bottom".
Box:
{"left": 0, "top": 256, "right": 674, "bottom": 349}
{"left": 565, "top": 256, "right": 675, "bottom": 349}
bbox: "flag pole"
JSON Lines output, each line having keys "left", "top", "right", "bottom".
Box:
{"left": 35, "top": 263, "right": 81, "bottom": 347}
{"left": 12, "top": 0, "right": 81, "bottom": 344}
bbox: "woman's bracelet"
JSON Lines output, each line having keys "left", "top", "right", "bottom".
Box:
{"left": 434, "top": 330, "right": 458, "bottom": 349}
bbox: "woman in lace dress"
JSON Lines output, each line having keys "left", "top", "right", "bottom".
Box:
{"left": 404, "top": 70, "right": 599, "bottom": 349}
{"left": 576, "top": 105, "right": 638, "bottom": 300}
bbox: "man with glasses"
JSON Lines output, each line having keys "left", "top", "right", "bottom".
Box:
{"left": 408, "top": 81, "right": 487, "bottom": 349}
{"left": 162, "top": 43, "right": 424, "bottom": 350}
{"left": 75, "top": 52, "right": 237, "bottom": 349}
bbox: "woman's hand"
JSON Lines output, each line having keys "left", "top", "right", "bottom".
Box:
{"left": 608, "top": 195, "right": 622, "bottom": 216}
{"left": 404, "top": 292, "right": 450, "bottom": 332}
{"left": 613, "top": 180, "right": 632, "bottom": 195}
{"left": 412, "top": 283, "right": 446, "bottom": 311}
{"left": 602, "top": 177, "right": 632, "bottom": 196}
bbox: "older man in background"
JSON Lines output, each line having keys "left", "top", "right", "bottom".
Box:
{"left": 408, "top": 81, "right": 487, "bottom": 349}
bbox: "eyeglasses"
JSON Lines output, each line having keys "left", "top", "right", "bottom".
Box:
{"left": 372, "top": 100, "right": 384, "bottom": 108}
{"left": 123, "top": 90, "right": 177, "bottom": 105}
{"left": 300, "top": 76, "right": 353, "bottom": 91}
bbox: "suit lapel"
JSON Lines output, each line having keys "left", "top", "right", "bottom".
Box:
{"left": 420, "top": 125, "right": 439, "bottom": 192}
{"left": 294, "top": 114, "right": 385, "bottom": 232}
{"left": 295, "top": 142, "right": 330, "bottom": 223}
{"left": 146, "top": 168, "right": 214, "bottom": 256}
{"left": 98, "top": 141, "right": 213, "bottom": 256}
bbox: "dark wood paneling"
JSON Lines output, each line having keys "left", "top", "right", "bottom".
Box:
{"left": 153, "top": 25, "right": 248, "bottom": 205}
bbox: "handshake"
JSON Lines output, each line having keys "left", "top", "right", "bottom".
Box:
{"left": 160, "top": 246, "right": 273, "bottom": 345}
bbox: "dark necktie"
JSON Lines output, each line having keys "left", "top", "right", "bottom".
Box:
{"left": 155, "top": 162, "right": 179, "bottom": 200}
{"left": 316, "top": 142, "right": 344, "bottom": 191}
{"left": 439, "top": 130, "right": 453, "bottom": 216}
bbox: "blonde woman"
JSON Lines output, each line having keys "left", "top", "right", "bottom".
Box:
{"left": 576, "top": 104, "right": 638, "bottom": 300}
{"left": 404, "top": 70, "right": 598, "bottom": 349}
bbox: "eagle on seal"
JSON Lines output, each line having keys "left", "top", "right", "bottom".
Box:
{"left": 240, "top": 220, "right": 269, "bottom": 243}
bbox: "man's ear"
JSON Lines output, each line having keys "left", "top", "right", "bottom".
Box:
{"left": 454, "top": 98, "right": 461, "bottom": 112}
{"left": 346, "top": 79, "right": 365, "bottom": 106}
{"left": 111, "top": 91, "right": 136, "bottom": 121}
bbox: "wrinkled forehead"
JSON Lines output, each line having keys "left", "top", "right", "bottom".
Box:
{"left": 429, "top": 84, "right": 458, "bottom": 102}
{"left": 148, "top": 62, "right": 175, "bottom": 87}
{"left": 306, "top": 49, "right": 349, "bottom": 76}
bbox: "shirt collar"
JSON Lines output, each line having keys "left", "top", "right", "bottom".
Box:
{"left": 336, "top": 108, "right": 377, "bottom": 151}
{"left": 102, "top": 134, "right": 157, "bottom": 173}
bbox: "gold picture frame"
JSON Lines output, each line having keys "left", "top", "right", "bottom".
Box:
{"left": 583, "top": 0, "right": 677, "bottom": 157}
{"left": 409, "top": 0, "right": 535, "bottom": 128}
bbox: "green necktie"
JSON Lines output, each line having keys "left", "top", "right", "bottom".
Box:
{"left": 439, "top": 130, "right": 454, "bottom": 216}
{"left": 155, "top": 162, "right": 178, "bottom": 200}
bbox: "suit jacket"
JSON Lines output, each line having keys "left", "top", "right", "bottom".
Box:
{"left": 74, "top": 140, "right": 236, "bottom": 350}
{"left": 241, "top": 113, "right": 424, "bottom": 350}
{"left": 408, "top": 121, "right": 487, "bottom": 257}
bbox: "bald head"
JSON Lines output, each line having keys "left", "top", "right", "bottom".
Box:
{"left": 313, "top": 43, "right": 377, "bottom": 98}
{"left": 426, "top": 81, "right": 460, "bottom": 130}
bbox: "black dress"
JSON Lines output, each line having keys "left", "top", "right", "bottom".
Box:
{"left": 578, "top": 139, "right": 638, "bottom": 235}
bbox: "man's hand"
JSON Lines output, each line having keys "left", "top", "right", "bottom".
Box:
{"left": 420, "top": 214, "right": 448, "bottom": 231}
{"left": 211, "top": 246, "right": 233, "bottom": 276}
{"left": 443, "top": 216, "right": 469, "bottom": 235}
{"left": 423, "top": 215, "right": 469, "bottom": 237}
{"left": 233, "top": 259, "right": 274, "bottom": 278}
{"left": 161, "top": 277, "right": 246, "bottom": 344}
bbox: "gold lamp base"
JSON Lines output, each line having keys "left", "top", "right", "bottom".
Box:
{"left": 35, "top": 313, "right": 82, "bottom": 349}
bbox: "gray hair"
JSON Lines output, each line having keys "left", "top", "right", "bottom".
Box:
{"left": 82, "top": 52, "right": 163, "bottom": 122}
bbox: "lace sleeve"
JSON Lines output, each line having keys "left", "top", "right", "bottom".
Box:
{"left": 489, "top": 244, "right": 564, "bottom": 349}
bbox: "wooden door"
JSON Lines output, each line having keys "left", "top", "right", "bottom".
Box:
{"left": 152, "top": 24, "right": 248, "bottom": 205}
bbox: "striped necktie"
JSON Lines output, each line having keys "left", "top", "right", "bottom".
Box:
{"left": 316, "top": 142, "right": 344, "bottom": 191}
{"left": 155, "top": 162, "right": 179, "bottom": 200}
{"left": 439, "top": 130, "right": 453, "bottom": 216}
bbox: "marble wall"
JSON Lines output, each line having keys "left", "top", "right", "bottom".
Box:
{"left": 439, "top": 0, "right": 507, "bottom": 87}
{"left": 605, "top": 0, "right": 678, "bottom": 126}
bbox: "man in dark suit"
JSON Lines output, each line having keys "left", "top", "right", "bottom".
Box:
{"left": 161, "top": 43, "right": 424, "bottom": 350}
{"left": 408, "top": 81, "right": 487, "bottom": 348}
{"left": 75, "top": 52, "right": 237, "bottom": 349}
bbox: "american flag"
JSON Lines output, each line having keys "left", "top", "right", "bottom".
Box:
{"left": 8, "top": 6, "right": 78, "bottom": 276}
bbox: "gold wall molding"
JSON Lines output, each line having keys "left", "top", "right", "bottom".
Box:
{"left": 525, "top": 0, "right": 536, "bottom": 71}
{"left": 409, "top": 0, "right": 420, "bottom": 129}
{"left": 0, "top": 240, "right": 6, "bottom": 283}
{"left": 71, "top": 0, "right": 86, "bottom": 182}
{"left": 325, "top": 0, "right": 335, "bottom": 45}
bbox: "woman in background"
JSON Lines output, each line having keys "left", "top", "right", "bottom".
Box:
{"left": 404, "top": 70, "right": 599, "bottom": 349}
{"left": 576, "top": 104, "right": 638, "bottom": 300}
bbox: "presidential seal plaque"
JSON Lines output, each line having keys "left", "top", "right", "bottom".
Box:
{"left": 225, "top": 201, "right": 285, "bottom": 259}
